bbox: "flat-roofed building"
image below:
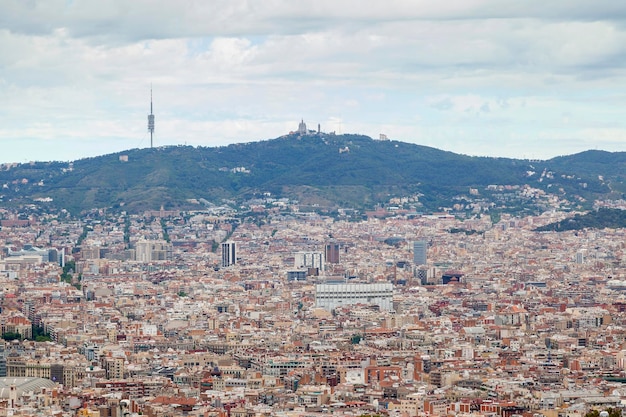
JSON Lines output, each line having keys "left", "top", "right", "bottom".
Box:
{"left": 315, "top": 282, "right": 394, "bottom": 311}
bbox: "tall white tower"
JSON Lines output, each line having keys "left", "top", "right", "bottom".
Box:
{"left": 221, "top": 241, "right": 236, "bottom": 268}
{"left": 148, "top": 87, "right": 155, "bottom": 148}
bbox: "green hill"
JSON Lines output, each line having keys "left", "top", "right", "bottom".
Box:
{"left": 0, "top": 134, "right": 624, "bottom": 215}
{"left": 534, "top": 208, "right": 626, "bottom": 232}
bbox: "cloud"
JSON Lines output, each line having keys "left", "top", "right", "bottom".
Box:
{"left": 3, "top": 1, "right": 626, "bottom": 41}
{"left": 1, "top": 0, "right": 626, "bottom": 163}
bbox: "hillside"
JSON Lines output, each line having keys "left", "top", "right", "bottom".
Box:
{"left": 0, "top": 133, "right": 624, "bottom": 215}
{"left": 534, "top": 208, "right": 626, "bottom": 232}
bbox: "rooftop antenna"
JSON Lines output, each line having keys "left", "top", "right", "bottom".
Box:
{"left": 148, "top": 85, "right": 155, "bottom": 148}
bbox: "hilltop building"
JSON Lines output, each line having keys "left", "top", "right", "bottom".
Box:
{"left": 298, "top": 119, "right": 307, "bottom": 135}
{"left": 293, "top": 119, "right": 323, "bottom": 136}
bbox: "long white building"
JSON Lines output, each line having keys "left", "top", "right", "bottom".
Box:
{"left": 315, "top": 282, "right": 394, "bottom": 311}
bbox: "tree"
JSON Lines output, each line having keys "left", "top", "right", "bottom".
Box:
{"left": 160, "top": 218, "right": 171, "bottom": 242}
{"left": 2, "top": 331, "right": 22, "bottom": 341}
{"left": 32, "top": 325, "right": 52, "bottom": 342}
{"left": 60, "top": 260, "right": 76, "bottom": 284}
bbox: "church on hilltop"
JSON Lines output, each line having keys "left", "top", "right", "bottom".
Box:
{"left": 298, "top": 119, "right": 307, "bottom": 135}
{"left": 294, "top": 119, "right": 323, "bottom": 136}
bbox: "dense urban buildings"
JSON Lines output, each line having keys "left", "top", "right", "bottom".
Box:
{"left": 1, "top": 199, "right": 626, "bottom": 416}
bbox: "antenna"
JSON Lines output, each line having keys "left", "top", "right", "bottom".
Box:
{"left": 147, "top": 86, "right": 155, "bottom": 148}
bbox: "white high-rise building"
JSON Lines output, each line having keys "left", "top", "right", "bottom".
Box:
{"left": 294, "top": 251, "right": 325, "bottom": 271}
{"left": 221, "top": 241, "right": 236, "bottom": 267}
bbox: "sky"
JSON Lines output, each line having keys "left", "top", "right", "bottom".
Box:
{"left": 1, "top": 0, "right": 626, "bottom": 163}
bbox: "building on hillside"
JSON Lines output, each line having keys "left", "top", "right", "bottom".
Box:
{"left": 298, "top": 119, "right": 307, "bottom": 135}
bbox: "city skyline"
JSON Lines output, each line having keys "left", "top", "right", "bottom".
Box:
{"left": 2, "top": 1, "right": 626, "bottom": 163}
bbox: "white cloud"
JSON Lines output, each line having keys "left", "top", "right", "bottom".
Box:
{"left": 1, "top": 1, "right": 626, "bottom": 163}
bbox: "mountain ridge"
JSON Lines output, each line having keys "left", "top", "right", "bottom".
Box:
{"left": 1, "top": 133, "right": 625, "bottom": 215}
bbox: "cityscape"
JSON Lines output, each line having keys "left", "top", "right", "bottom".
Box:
{"left": 1, "top": 190, "right": 626, "bottom": 417}
{"left": 2, "top": 2, "right": 626, "bottom": 417}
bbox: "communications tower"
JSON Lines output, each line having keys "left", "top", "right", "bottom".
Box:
{"left": 148, "top": 87, "right": 155, "bottom": 148}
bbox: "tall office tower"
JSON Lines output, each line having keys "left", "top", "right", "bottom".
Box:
{"left": 48, "top": 248, "right": 59, "bottom": 264}
{"left": 325, "top": 242, "right": 340, "bottom": 264}
{"left": 221, "top": 241, "right": 236, "bottom": 268}
{"left": 413, "top": 240, "right": 427, "bottom": 266}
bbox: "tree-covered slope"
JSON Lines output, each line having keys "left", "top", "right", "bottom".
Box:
{"left": 0, "top": 134, "right": 624, "bottom": 214}
{"left": 534, "top": 208, "right": 626, "bottom": 232}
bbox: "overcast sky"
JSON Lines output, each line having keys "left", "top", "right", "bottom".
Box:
{"left": 1, "top": 0, "right": 626, "bottom": 163}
